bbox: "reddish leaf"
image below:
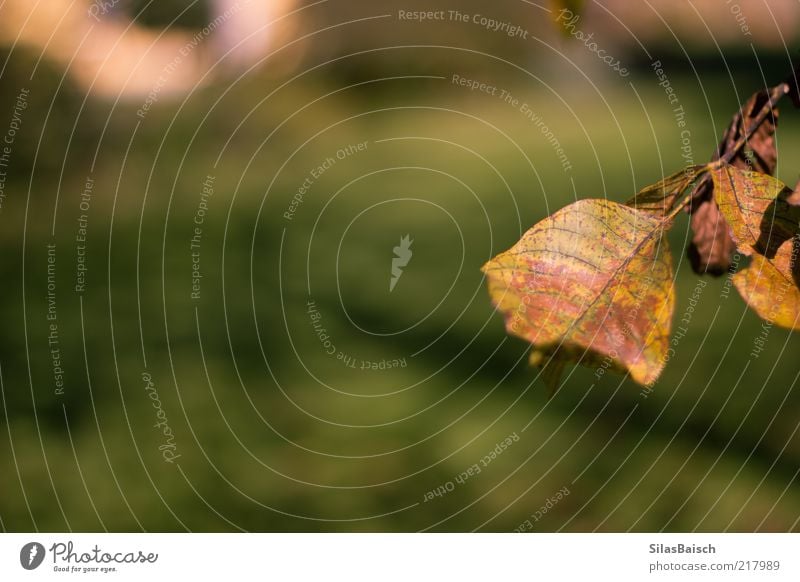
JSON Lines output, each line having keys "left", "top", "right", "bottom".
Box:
{"left": 687, "top": 200, "right": 738, "bottom": 277}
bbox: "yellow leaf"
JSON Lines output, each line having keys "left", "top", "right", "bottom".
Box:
{"left": 734, "top": 253, "right": 800, "bottom": 330}
{"left": 711, "top": 164, "right": 800, "bottom": 260}
{"left": 482, "top": 198, "right": 675, "bottom": 389}
{"left": 711, "top": 163, "right": 800, "bottom": 329}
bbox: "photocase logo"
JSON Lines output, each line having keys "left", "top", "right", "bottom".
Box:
{"left": 390, "top": 235, "right": 413, "bottom": 292}
{"left": 20, "top": 542, "right": 45, "bottom": 570}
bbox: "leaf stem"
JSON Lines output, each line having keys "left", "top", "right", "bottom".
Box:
{"left": 668, "top": 191, "right": 695, "bottom": 222}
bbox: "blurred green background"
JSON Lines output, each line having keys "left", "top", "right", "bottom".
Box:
{"left": 0, "top": 0, "right": 799, "bottom": 532}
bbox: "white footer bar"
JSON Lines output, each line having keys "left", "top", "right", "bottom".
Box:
{"left": 1, "top": 533, "right": 797, "bottom": 580}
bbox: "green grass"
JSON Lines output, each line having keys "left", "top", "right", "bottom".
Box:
{"left": 1, "top": 69, "right": 799, "bottom": 532}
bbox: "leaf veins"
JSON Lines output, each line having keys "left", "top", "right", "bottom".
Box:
{"left": 482, "top": 199, "right": 675, "bottom": 389}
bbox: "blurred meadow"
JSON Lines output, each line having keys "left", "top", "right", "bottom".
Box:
{"left": 0, "top": 0, "right": 799, "bottom": 532}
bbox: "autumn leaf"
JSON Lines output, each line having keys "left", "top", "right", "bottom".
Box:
{"left": 718, "top": 90, "right": 779, "bottom": 176}
{"left": 712, "top": 163, "right": 800, "bottom": 329}
{"left": 627, "top": 165, "right": 707, "bottom": 217}
{"left": 711, "top": 164, "right": 800, "bottom": 256}
{"left": 688, "top": 90, "right": 779, "bottom": 275}
{"left": 482, "top": 199, "right": 675, "bottom": 389}
{"left": 687, "top": 197, "right": 738, "bottom": 277}
{"left": 733, "top": 254, "right": 800, "bottom": 330}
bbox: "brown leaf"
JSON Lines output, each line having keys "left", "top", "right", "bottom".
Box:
{"left": 716, "top": 90, "right": 778, "bottom": 175}
{"left": 687, "top": 199, "right": 738, "bottom": 276}
{"left": 688, "top": 90, "right": 779, "bottom": 275}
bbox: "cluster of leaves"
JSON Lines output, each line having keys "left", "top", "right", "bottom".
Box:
{"left": 483, "top": 73, "right": 800, "bottom": 391}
